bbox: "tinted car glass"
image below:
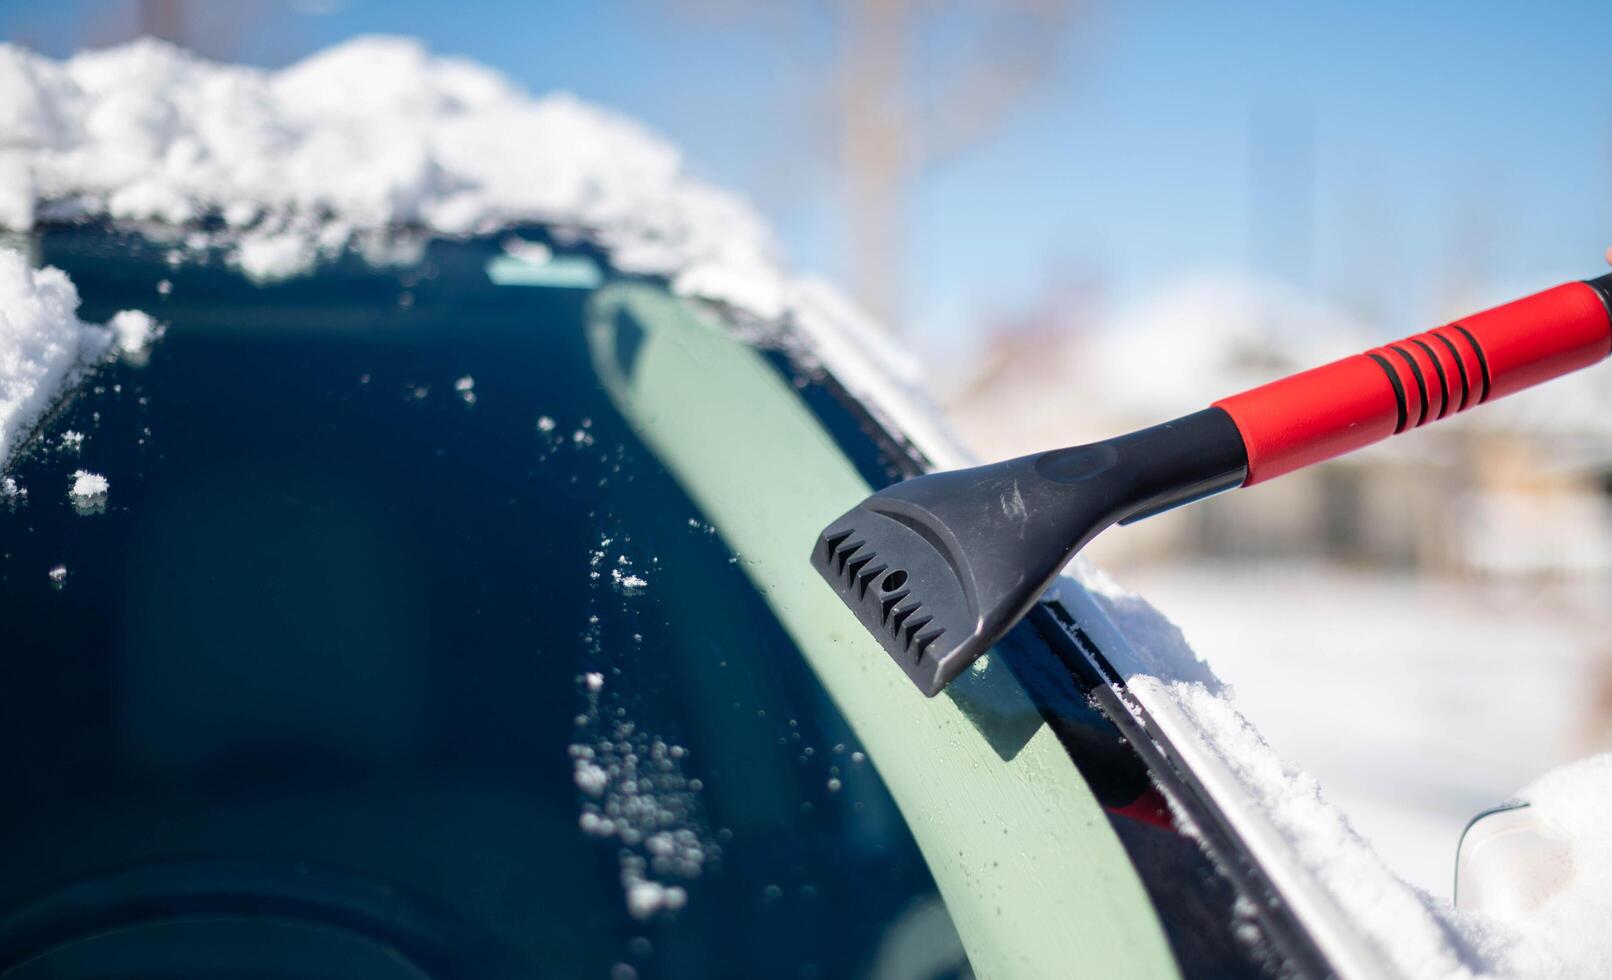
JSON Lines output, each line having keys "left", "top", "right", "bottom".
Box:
{"left": 0, "top": 227, "right": 967, "bottom": 979}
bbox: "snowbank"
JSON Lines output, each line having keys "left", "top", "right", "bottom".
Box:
{"left": 1067, "top": 562, "right": 1612, "bottom": 980}
{"left": 0, "top": 248, "right": 153, "bottom": 466}
{"left": 0, "top": 36, "right": 792, "bottom": 318}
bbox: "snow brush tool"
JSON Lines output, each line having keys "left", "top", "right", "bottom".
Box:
{"left": 814, "top": 272, "right": 1612, "bottom": 696}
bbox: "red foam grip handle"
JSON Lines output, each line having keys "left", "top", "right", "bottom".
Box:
{"left": 1214, "top": 282, "right": 1612, "bottom": 485}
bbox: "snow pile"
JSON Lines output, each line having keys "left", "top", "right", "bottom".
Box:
{"left": 1120, "top": 564, "right": 1594, "bottom": 900}
{"left": 1156, "top": 678, "right": 1499, "bottom": 978}
{"left": 1492, "top": 755, "right": 1612, "bottom": 977}
{"left": 1075, "top": 566, "right": 1491, "bottom": 976}
{"left": 1069, "top": 563, "right": 1612, "bottom": 980}
{"left": 0, "top": 248, "right": 153, "bottom": 467}
{"left": 0, "top": 36, "right": 791, "bottom": 316}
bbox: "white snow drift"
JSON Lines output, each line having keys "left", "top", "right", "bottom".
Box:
{"left": 0, "top": 248, "right": 153, "bottom": 466}
{"left": 0, "top": 35, "right": 792, "bottom": 317}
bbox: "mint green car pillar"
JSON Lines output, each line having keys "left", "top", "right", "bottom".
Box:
{"left": 584, "top": 282, "right": 1180, "bottom": 980}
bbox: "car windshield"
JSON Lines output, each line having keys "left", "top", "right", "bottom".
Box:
{"left": 1, "top": 226, "right": 966, "bottom": 979}
{"left": 0, "top": 225, "right": 1273, "bottom": 980}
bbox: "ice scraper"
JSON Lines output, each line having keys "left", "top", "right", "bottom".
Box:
{"left": 813, "top": 273, "right": 1612, "bottom": 696}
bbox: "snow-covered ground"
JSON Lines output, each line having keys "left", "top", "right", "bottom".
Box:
{"left": 1118, "top": 561, "right": 1601, "bottom": 900}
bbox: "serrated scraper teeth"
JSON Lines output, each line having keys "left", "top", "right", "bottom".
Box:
{"left": 833, "top": 540, "right": 866, "bottom": 575}
{"left": 822, "top": 528, "right": 853, "bottom": 563}
{"left": 878, "top": 588, "right": 911, "bottom": 625}
{"left": 889, "top": 600, "right": 921, "bottom": 637}
{"left": 854, "top": 562, "right": 887, "bottom": 598}
{"left": 913, "top": 627, "right": 945, "bottom": 662}
{"left": 843, "top": 551, "right": 874, "bottom": 586}
{"left": 901, "top": 615, "right": 932, "bottom": 648}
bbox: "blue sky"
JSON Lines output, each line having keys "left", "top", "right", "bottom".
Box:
{"left": 6, "top": 0, "right": 1611, "bottom": 348}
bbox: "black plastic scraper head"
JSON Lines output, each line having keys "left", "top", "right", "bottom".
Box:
{"left": 810, "top": 409, "right": 1249, "bottom": 696}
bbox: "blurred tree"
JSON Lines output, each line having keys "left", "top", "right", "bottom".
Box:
{"left": 676, "top": 0, "right": 1085, "bottom": 332}
{"left": 63, "top": 0, "right": 274, "bottom": 61}
{"left": 838, "top": 0, "right": 1083, "bottom": 330}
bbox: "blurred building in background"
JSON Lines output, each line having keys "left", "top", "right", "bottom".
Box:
{"left": 947, "top": 274, "right": 1612, "bottom": 581}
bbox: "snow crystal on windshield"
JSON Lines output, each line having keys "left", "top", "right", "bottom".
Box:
{"left": 610, "top": 557, "right": 648, "bottom": 593}
{"left": 626, "top": 880, "right": 687, "bottom": 919}
{"left": 0, "top": 249, "right": 154, "bottom": 468}
{"left": 570, "top": 540, "right": 716, "bottom": 923}
{"left": 67, "top": 469, "right": 109, "bottom": 515}
{"left": 107, "top": 310, "right": 159, "bottom": 357}
{"left": 570, "top": 674, "right": 718, "bottom": 921}
{"left": 0, "top": 36, "right": 788, "bottom": 317}
{"left": 68, "top": 470, "right": 108, "bottom": 499}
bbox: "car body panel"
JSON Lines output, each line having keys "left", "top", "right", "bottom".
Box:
{"left": 586, "top": 281, "right": 1181, "bottom": 979}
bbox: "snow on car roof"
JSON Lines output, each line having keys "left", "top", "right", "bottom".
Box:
{"left": 0, "top": 35, "right": 791, "bottom": 318}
